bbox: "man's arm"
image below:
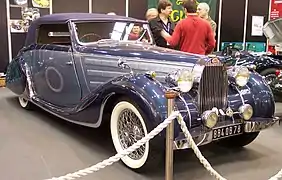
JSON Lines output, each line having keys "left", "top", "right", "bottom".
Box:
{"left": 161, "top": 21, "right": 182, "bottom": 47}
{"left": 205, "top": 24, "right": 216, "bottom": 54}
{"left": 211, "top": 21, "right": 217, "bottom": 35}
{"left": 149, "top": 19, "right": 163, "bottom": 35}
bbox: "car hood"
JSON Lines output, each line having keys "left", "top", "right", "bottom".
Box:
{"left": 263, "top": 18, "right": 282, "bottom": 46}
{"left": 77, "top": 42, "right": 210, "bottom": 64}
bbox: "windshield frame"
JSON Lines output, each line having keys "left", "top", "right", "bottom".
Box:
{"left": 69, "top": 20, "right": 154, "bottom": 46}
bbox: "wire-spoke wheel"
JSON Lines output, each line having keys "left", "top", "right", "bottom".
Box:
{"left": 110, "top": 100, "right": 149, "bottom": 169}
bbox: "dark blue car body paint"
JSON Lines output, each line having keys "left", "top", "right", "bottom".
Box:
{"left": 5, "top": 13, "right": 275, "bottom": 140}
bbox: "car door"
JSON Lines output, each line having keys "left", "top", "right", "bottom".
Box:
{"left": 31, "top": 23, "right": 81, "bottom": 107}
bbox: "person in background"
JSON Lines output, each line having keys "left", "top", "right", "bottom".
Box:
{"left": 148, "top": 0, "right": 174, "bottom": 48}
{"left": 197, "top": 2, "right": 217, "bottom": 35}
{"left": 145, "top": 8, "right": 159, "bottom": 21}
{"left": 128, "top": 24, "right": 142, "bottom": 40}
{"left": 160, "top": 0, "right": 215, "bottom": 55}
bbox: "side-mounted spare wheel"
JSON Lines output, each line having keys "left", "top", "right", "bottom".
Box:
{"left": 110, "top": 97, "right": 164, "bottom": 172}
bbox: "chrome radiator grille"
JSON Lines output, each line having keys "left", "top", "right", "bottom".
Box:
{"left": 198, "top": 61, "right": 228, "bottom": 114}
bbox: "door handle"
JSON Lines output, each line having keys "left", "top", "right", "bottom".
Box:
{"left": 66, "top": 61, "right": 73, "bottom": 65}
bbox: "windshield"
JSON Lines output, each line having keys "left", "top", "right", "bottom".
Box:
{"left": 73, "top": 21, "right": 153, "bottom": 45}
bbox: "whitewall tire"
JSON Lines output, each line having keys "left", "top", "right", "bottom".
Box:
{"left": 18, "top": 96, "right": 32, "bottom": 110}
{"left": 110, "top": 100, "right": 150, "bottom": 170}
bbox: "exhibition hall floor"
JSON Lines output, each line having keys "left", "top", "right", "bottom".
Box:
{"left": 1, "top": 87, "right": 282, "bottom": 180}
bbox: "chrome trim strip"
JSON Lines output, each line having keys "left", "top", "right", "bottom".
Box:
{"left": 30, "top": 102, "right": 100, "bottom": 128}
{"left": 235, "top": 86, "right": 245, "bottom": 105}
{"left": 87, "top": 69, "right": 126, "bottom": 77}
{"left": 178, "top": 94, "right": 192, "bottom": 128}
{"left": 244, "top": 117, "right": 280, "bottom": 132}
{"left": 89, "top": 81, "right": 103, "bottom": 85}
{"left": 84, "top": 55, "right": 195, "bottom": 68}
{"left": 29, "top": 92, "right": 115, "bottom": 128}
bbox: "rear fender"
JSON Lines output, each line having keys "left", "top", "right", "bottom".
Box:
{"left": 5, "top": 44, "right": 37, "bottom": 95}
{"left": 5, "top": 55, "right": 26, "bottom": 95}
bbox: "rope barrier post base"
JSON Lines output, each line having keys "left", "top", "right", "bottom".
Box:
{"left": 165, "top": 90, "right": 177, "bottom": 180}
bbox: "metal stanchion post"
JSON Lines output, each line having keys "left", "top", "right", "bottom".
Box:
{"left": 165, "top": 90, "right": 177, "bottom": 180}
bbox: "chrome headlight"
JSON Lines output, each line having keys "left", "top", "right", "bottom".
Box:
{"left": 202, "top": 110, "right": 218, "bottom": 128}
{"left": 234, "top": 67, "right": 250, "bottom": 87}
{"left": 177, "top": 69, "right": 194, "bottom": 92}
{"left": 239, "top": 104, "right": 253, "bottom": 120}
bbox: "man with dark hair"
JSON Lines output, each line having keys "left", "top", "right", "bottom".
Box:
{"left": 148, "top": 0, "right": 174, "bottom": 48}
{"left": 128, "top": 24, "right": 142, "bottom": 40}
{"left": 160, "top": 0, "right": 215, "bottom": 55}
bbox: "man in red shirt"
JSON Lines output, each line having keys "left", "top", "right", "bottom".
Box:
{"left": 160, "top": 0, "right": 215, "bottom": 55}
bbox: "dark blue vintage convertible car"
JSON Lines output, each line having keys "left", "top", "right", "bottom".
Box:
{"left": 5, "top": 13, "right": 280, "bottom": 171}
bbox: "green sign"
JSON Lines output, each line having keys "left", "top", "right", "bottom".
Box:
{"left": 148, "top": 0, "right": 218, "bottom": 23}
{"left": 221, "top": 42, "right": 266, "bottom": 52}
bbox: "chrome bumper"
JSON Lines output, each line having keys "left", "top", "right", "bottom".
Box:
{"left": 174, "top": 116, "right": 280, "bottom": 150}
{"left": 244, "top": 117, "right": 280, "bottom": 132}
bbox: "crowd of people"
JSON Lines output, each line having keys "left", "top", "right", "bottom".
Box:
{"left": 108, "top": 0, "right": 217, "bottom": 55}
{"left": 146, "top": 0, "right": 217, "bottom": 55}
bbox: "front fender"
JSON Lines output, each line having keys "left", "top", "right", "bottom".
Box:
{"left": 247, "top": 72, "right": 275, "bottom": 117}
{"left": 100, "top": 74, "right": 169, "bottom": 127}
{"left": 98, "top": 73, "right": 201, "bottom": 139}
{"left": 228, "top": 72, "right": 275, "bottom": 118}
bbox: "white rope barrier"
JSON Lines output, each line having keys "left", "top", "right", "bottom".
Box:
{"left": 45, "top": 111, "right": 180, "bottom": 180}
{"left": 177, "top": 114, "right": 227, "bottom": 180}
{"left": 269, "top": 169, "right": 282, "bottom": 180}
{"left": 44, "top": 111, "right": 282, "bottom": 180}
{"left": 177, "top": 114, "right": 282, "bottom": 180}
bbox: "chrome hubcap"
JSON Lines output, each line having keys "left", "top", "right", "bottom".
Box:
{"left": 117, "top": 109, "right": 145, "bottom": 160}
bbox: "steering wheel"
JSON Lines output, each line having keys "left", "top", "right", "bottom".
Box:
{"left": 222, "top": 45, "right": 241, "bottom": 57}
{"left": 80, "top": 33, "right": 102, "bottom": 43}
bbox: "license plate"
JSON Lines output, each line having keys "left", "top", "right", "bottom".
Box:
{"left": 212, "top": 124, "right": 243, "bottom": 140}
